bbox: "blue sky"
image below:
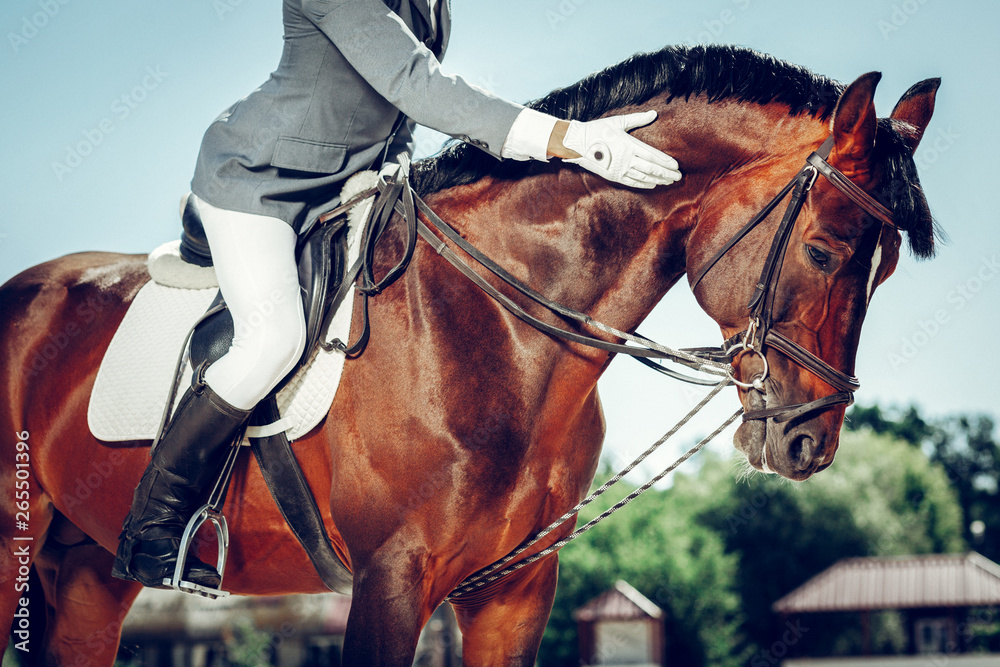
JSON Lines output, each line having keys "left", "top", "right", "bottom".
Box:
{"left": 2, "top": 1, "right": 997, "bottom": 475}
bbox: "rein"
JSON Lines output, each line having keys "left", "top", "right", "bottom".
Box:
{"left": 313, "top": 136, "right": 896, "bottom": 597}
{"left": 320, "top": 157, "right": 734, "bottom": 384}
{"left": 448, "top": 383, "right": 742, "bottom": 599}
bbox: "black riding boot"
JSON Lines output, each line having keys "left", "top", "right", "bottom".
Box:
{"left": 112, "top": 378, "right": 251, "bottom": 588}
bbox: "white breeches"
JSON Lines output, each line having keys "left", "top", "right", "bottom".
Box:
{"left": 193, "top": 195, "right": 306, "bottom": 410}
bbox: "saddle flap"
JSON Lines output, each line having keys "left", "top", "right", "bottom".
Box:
{"left": 189, "top": 291, "right": 231, "bottom": 370}
{"left": 299, "top": 217, "right": 349, "bottom": 362}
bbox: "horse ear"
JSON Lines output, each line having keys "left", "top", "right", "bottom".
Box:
{"left": 830, "top": 71, "right": 881, "bottom": 170}
{"left": 890, "top": 78, "right": 941, "bottom": 152}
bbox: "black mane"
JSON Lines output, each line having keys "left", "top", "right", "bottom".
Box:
{"left": 412, "top": 44, "right": 936, "bottom": 257}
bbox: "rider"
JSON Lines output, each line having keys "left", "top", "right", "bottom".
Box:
{"left": 112, "top": 0, "right": 682, "bottom": 589}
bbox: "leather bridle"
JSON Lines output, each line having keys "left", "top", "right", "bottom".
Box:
{"left": 688, "top": 136, "right": 895, "bottom": 423}
{"left": 319, "top": 136, "right": 895, "bottom": 425}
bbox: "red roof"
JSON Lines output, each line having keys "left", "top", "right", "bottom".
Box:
{"left": 573, "top": 580, "right": 664, "bottom": 622}
{"left": 773, "top": 552, "right": 1000, "bottom": 613}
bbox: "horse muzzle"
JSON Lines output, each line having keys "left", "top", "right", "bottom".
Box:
{"left": 733, "top": 378, "right": 843, "bottom": 480}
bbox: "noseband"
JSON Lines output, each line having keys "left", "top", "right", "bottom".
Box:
{"left": 688, "top": 136, "right": 895, "bottom": 423}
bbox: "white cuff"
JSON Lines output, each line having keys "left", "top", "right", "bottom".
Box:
{"left": 501, "top": 107, "right": 559, "bottom": 162}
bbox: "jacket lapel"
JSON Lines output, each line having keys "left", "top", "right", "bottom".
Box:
{"left": 434, "top": 0, "right": 450, "bottom": 56}
{"left": 411, "top": 0, "right": 433, "bottom": 33}
{"left": 395, "top": 0, "right": 448, "bottom": 57}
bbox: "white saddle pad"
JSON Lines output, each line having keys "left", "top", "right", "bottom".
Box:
{"left": 87, "top": 280, "right": 353, "bottom": 442}
{"left": 88, "top": 173, "right": 378, "bottom": 443}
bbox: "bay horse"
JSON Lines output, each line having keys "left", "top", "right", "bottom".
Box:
{"left": 0, "top": 45, "right": 937, "bottom": 665}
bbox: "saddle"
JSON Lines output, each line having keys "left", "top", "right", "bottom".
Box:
{"left": 180, "top": 200, "right": 350, "bottom": 372}
{"left": 159, "top": 167, "right": 404, "bottom": 598}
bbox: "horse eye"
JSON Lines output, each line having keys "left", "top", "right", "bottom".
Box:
{"left": 806, "top": 245, "right": 830, "bottom": 268}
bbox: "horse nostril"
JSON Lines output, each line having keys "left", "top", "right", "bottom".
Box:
{"left": 788, "top": 434, "right": 815, "bottom": 471}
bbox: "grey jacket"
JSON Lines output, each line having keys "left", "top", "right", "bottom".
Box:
{"left": 191, "top": 0, "right": 524, "bottom": 230}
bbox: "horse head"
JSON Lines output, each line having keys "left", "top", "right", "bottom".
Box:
{"left": 687, "top": 72, "right": 939, "bottom": 480}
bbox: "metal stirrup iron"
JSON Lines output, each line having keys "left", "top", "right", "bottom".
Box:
{"left": 165, "top": 436, "right": 243, "bottom": 599}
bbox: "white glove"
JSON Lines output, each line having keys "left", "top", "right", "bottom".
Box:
{"left": 562, "top": 110, "right": 681, "bottom": 189}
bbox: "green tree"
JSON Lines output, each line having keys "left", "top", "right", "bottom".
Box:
{"left": 543, "top": 413, "right": 968, "bottom": 664}
{"left": 925, "top": 415, "right": 1000, "bottom": 561}
{"left": 679, "top": 429, "right": 964, "bottom": 660}
{"left": 538, "top": 470, "right": 747, "bottom": 667}
{"left": 225, "top": 618, "right": 274, "bottom": 667}
{"left": 845, "top": 404, "right": 935, "bottom": 445}
{"left": 848, "top": 405, "right": 1000, "bottom": 562}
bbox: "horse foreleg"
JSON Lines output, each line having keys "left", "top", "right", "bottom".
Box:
{"left": 341, "top": 547, "right": 435, "bottom": 667}
{"left": 33, "top": 541, "right": 141, "bottom": 667}
{"left": 451, "top": 555, "right": 559, "bottom": 667}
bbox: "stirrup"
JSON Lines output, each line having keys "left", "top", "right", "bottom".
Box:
{"left": 166, "top": 504, "right": 230, "bottom": 599}
{"left": 165, "top": 437, "right": 242, "bottom": 599}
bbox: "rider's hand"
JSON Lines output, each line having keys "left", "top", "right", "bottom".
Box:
{"left": 556, "top": 111, "right": 682, "bottom": 189}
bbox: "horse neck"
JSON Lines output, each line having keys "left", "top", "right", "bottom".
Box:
{"left": 419, "top": 98, "right": 828, "bottom": 349}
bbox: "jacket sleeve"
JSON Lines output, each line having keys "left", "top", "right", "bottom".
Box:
{"left": 302, "top": 0, "right": 524, "bottom": 158}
